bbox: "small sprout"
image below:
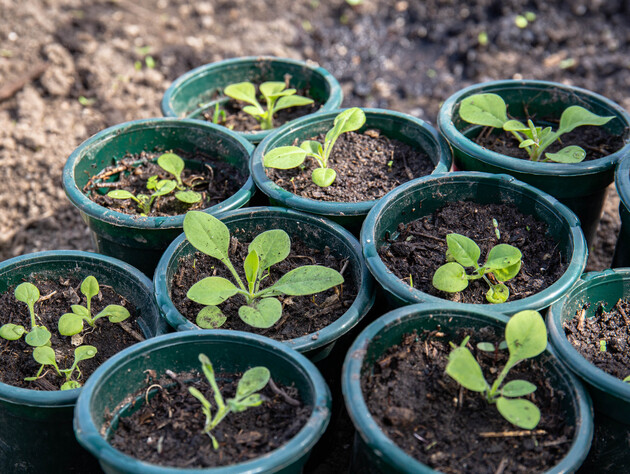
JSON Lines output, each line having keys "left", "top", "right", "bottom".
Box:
{"left": 211, "top": 103, "right": 226, "bottom": 125}
{"left": 514, "top": 15, "right": 529, "bottom": 28}
{"left": 387, "top": 160, "right": 394, "bottom": 170}
{"left": 446, "top": 310, "right": 547, "bottom": 429}
{"left": 459, "top": 93, "right": 615, "bottom": 163}
{"left": 188, "top": 353, "right": 270, "bottom": 450}
{"left": 78, "top": 96, "right": 95, "bottom": 107}
{"left": 24, "top": 345, "right": 97, "bottom": 390}
{"left": 183, "top": 211, "right": 344, "bottom": 329}
{"left": 493, "top": 218, "right": 501, "bottom": 240}
{"left": 263, "top": 107, "right": 366, "bottom": 187}
{"left": 0, "top": 282, "right": 51, "bottom": 347}
{"left": 478, "top": 31, "right": 488, "bottom": 46}
{"left": 408, "top": 274, "right": 414, "bottom": 288}
{"left": 477, "top": 340, "right": 508, "bottom": 352}
{"left": 524, "top": 11, "right": 537, "bottom": 22}
{"left": 599, "top": 340, "right": 607, "bottom": 352}
{"left": 145, "top": 55, "right": 155, "bottom": 69}
{"left": 58, "top": 276, "right": 130, "bottom": 336}
{"left": 432, "top": 233, "right": 522, "bottom": 304}
{"left": 223, "top": 81, "right": 313, "bottom": 130}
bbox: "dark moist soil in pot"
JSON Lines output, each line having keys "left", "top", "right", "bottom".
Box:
{"left": 266, "top": 130, "right": 435, "bottom": 202}
{"left": 0, "top": 275, "right": 143, "bottom": 390}
{"left": 563, "top": 298, "right": 630, "bottom": 380}
{"left": 84, "top": 150, "right": 246, "bottom": 217}
{"left": 171, "top": 229, "right": 356, "bottom": 340}
{"left": 378, "top": 201, "right": 567, "bottom": 304}
{"left": 362, "top": 327, "right": 574, "bottom": 473}
{"left": 108, "top": 369, "right": 311, "bottom": 468}
{"left": 473, "top": 123, "right": 625, "bottom": 162}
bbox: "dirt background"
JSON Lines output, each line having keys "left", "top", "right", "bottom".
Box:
{"left": 0, "top": 0, "right": 629, "bottom": 269}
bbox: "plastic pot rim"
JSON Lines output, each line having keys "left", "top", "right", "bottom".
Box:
{"left": 0, "top": 250, "right": 155, "bottom": 408}
{"left": 360, "top": 171, "right": 588, "bottom": 314}
{"left": 250, "top": 108, "right": 452, "bottom": 218}
{"left": 615, "top": 153, "right": 630, "bottom": 210}
{"left": 74, "top": 330, "right": 331, "bottom": 473}
{"left": 547, "top": 268, "right": 630, "bottom": 403}
{"left": 161, "top": 56, "right": 344, "bottom": 143}
{"left": 62, "top": 117, "right": 256, "bottom": 231}
{"left": 438, "top": 79, "right": 630, "bottom": 177}
{"left": 154, "top": 206, "right": 375, "bottom": 354}
{"left": 342, "top": 303, "right": 594, "bottom": 474}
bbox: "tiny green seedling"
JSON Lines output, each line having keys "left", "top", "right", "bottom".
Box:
{"left": 599, "top": 340, "right": 607, "bottom": 352}
{"left": 223, "top": 81, "right": 313, "bottom": 130}
{"left": 183, "top": 211, "right": 344, "bottom": 329}
{"left": 446, "top": 309, "right": 547, "bottom": 429}
{"left": 211, "top": 103, "right": 226, "bottom": 125}
{"left": 0, "top": 282, "right": 51, "bottom": 347}
{"left": 432, "top": 233, "right": 522, "bottom": 304}
{"left": 24, "top": 345, "right": 97, "bottom": 390}
{"left": 58, "top": 276, "right": 130, "bottom": 336}
{"left": 459, "top": 93, "right": 615, "bottom": 163}
{"left": 188, "top": 353, "right": 270, "bottom": 450}
{"left": 263, "top": 107, "right": 366, "bottom": 187}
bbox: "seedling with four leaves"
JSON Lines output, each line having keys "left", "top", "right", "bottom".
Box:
{"left": 188, "top": 353, "right": 270, "bottom": 450}
{"left": 183, "top": 210, "right": 344, "bottom": 329}
{"left": 432, "top": 233, "right": 522, "bottom": 303}
{"left": 459, "top": 93, "right": 615, "bottom": 163}
{"left": 224, "top": 81, "right": 314, "bottom": 130}
{"left": 446, "top": 309, "right": 548, "bottom": 429}
{"left": 24, "top": 345, "right": 97, "bottom": 390}
{"left": 0, "top": 282, "right": 51, "bottom": 347}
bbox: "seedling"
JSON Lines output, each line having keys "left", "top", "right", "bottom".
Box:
{"left": 24, "top": 345, "right": 97, "bottom": 390}
{"left": 107, "top": 152, "right": 201, "bottom": 214}
{"left": 263, "top": 107, "right": 366, "bottom": 187}
{"left": 211, "top": 103, "right": 226, "bottom": 125}
{"left": 459, "top": 93, "right": 615, "bottom": 163}
{"left": 599, "top": 340, "right": 607, "bottom": 352}
{"left": 223, "top": 81, "right": 313, "bottom": 130}
{"left": 432, "top": 233, "right": 522, "bottom": 304}
{"left": 58, "top": 275, "right": 130, "bottom": 336}
{"left": 446, "top": 309, "right": 547, "bottom": 429}
{"left": 0, "top": 282, "right": 51, "bottom": 347}
{"left": 183, "top": 211, "right": 344, "bottom": 329}
{"left": 188, "top": 353, "right": 270, "bottom": 450}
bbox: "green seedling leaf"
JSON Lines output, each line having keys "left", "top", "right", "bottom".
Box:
{"left": 486, "top": 283, "right": 509, "bottom": 304}
{"left": 153, "top": 179, "right": 177, "bottom": 197}
{"left": 238, "top": 297, "right": 283, "bottom": 328}
{"left": 557, "top": 106, "right": 614, "bottom": 136}
{"left": 275, "top": 95, "right": 314, "bottom": 111}
{"left": 33, "top": 346, "right": 56, "bottom": 366}
{"left": 269, "top": 265, "right": 343, "bottom": 296}
{"left": 15, "top": 282, "right": 40, "bottom": 306}
{"left": 312, "top": 167, "right": 337, "bottom": 187}
{"left": 477, "top": 342, "right": 496, "bottom": 352}
{"left": 96, "top": 305, "right": 131, "bottom": 323}
{"left": 328, "top": 107, "right": 366, "bottom": 137}
{"left": 432, "top": 262, "right": 468, "bottom": 293}
{"left": 61, "top": 381, "right": 82, "bottom": 390}
{"left": 503, "top": 120, "right": 529, "bottom": 132}
{"left": 263, "top": 146, "right": 307, "bottom": 169}
{"left": 300, "top": 140, "right": 324, "bottom": 157}
{"left": 545, "top": 145, "right": 586, "bottom": 163}
{"left": 501, "top": 380, "right": 537, "bottom": 397}
{"left": 248, "top": 229, "right": 291, "bottom": 270}
{"left": 71, "top": 305, "right": 91, "bottom": 318}
{"left": 505, "top": 310, "right": 547, "bottom": 361}
{"left": 259, "top": 81, "right": 287, "bottom": 98}
{"left": 81, "top": 276, "right": 99, "bottom": 301}
{"left": 58, "top": 313, "right": 84, "bottom": 336}
{"left": 157, "top": 153, "right": 185, "bottom": 183}
{"left": 230, "top": 394, "right": 264, "bottom": 412}
{"left": 25, "top": 326, "right": 51, "bottom": 347}
{"left": 0, "top": 323, "right": 25, "bottom": 340}
{"left": 446, "top": 345, "right": 489, "bottom": 393}
{"left": 107, "top": 189, "right": 136, "bottom": 200}
{"left": 496, "top": 396, "right": 541, "bottom": 430}
{"left": 519, "top": 139, "right": 536, "bottom": 148}
{"left": 243, "top": 105, "right": 263, "bottom": 117}
{"left": 196, "top": 305, "right": 227, "bottom": 329}
{"left": 484, "top": 244, "right": 522, "bottom": 271}
{"left": 184, "top": 211, "right": 231, "bottom": 263}
{"left": 75, "top": 345, "right": 97, "bottom": 362}
{"left": 187, "top": 277, "right": 240, "bottom": 306}
{"left": 175, "top": 190, "right": 202, "bottom": 203}
{"left": 244, "top": 249, "right": 259, "bottom": 294}
{"left": 459, "top": 93, "right": 508, "bottom": 128}
{"left": 236, "top": 366, "right": 271, "bottom": 399}
{"left": 224, "top": 82, "right": 260, "bottom": 108}
{"left": 493, "top": 261, "right": 522, "bottom": 282}
{"left": 446, "top": 233, "right": 481, "bottom": 268}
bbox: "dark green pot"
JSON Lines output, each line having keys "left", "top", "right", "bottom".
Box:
{"left": 342, "top": 304, "right": 594, "bottom": 473}
{"left": 361, "top": 172, "right": 588, "bottom": 315}
{"left": 438, "top": 79, "right": 630, "bottom": 246}
{"left": 613, "top": 154, "right": 630, "bottom": 267}
{"left": 161, "top": 56, "right": 343, "bottom": 144}
{"left": 63, "top": 118, "right": 255, "bottom": 276}
{"left": 0, "top": 250, "right": 168, "bottom": 474}
{"left": 251, "top": 108, "right": 452, "bottom": 234}
{"left": 74, "top": 330, "right": 331, "bottom": 473}
{"left": 154, "top": 206, "right": 374, "bottom": 362}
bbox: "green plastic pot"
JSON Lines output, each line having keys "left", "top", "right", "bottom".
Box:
{"left": 613, "top": 154, "right": 630, "bottom": 267}
{"left": 251, "top": 108, "right": 452, "bottom": 233}
{"left": 161, "top": 56, "right": 343, "bottom": 144}
{"left": 438, "top": 79, "right": 630, "bottom": 246}
{"left": 74, "top": 330, "right": 331, "bottom": 473}
{"left": 63, "top": 118, "right": 255, "bottom": 276}
{"left": 361, "top": 172, "right": 588, "bottom": 315}
{"left": 154, "top": 206, "right": 375, "bottom": 362}
{"left": 0, "top": 250, "right": 168, "bottom": 473}
{"left": 342, "top": 304, "right": 594, "bottom": 473}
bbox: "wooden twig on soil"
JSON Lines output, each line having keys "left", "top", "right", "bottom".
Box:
{"left": 268, "top": 377, "right": 301, "bottom": 407}
{"left": 0, "top": 62, "right": 48, "bottom": 102}
{"left": 479, "top": 429, "right": 546, "bottom": 438}
{"left": 577, "top": 307, "right": 586, "bottom": 331}
{"left": 616, "top": 299, "right": 630, "bottom": 326}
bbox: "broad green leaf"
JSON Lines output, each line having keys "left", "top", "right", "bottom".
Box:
{"left": 183, "top": 211, "right": 231, "bottom": 262}
{"left": 71, "top": 305, "right": 91, "bottom": 318}
{"left": 236, "top": 366, "right": 270, "bottom": 399}
{"left": 259, "top": 81, "right": 287, "bottom": 98}
{"left": 501, "top": 380, "right": 537, "bottom": 397}
{"left": 249, "top": 229, "right": 291, "bottom": 270}
{"left": 75, "top": 345, "right": 97, "bottom": 362}
{"left": 557, "top": 105, "right": 614, "bottom": 136}
{"left": 486, "top": 283, "right": 509, "bottom": 304}
{"left": 244, "top": 249, "right": 259, "bottom": 293}
{"left": 61, "top": 381, "right": 82, "bottom": 390}
{"left": 81, "top": 275, "right": 99, "bottom": 301}
{"left": 33, "top": 346, "right": 56, "bottom": 365}
{"left": 263, "top": 146, "right": 307, "bottom": 169}
{"left": 496, "top": 396, "right": 540, "bottom": 429}
{"left": 230, "top": 393, "right": 264, "bottom": 411}
{"left": 446, "top": 346, "right": 489, "bottom": 393}
{"left": 107, "top": 190, "right": 136, "bottom": 200}
{"left": 459, "top": 93, "right": 508, "bottom": 128}
{"left": 519, "top": 139, "right": 536, "bottom": 148}
{"left": 187, "top": 277, "right": 239, "bottom": 306}
{"left": 243, "top": 105, "right": 263, "bottom": 117}
{"left": 196, "top": 305, "right": 227, "bottom": 329}
{"left": 476, "top": 342, "right": 495, "bottom": 352}
{"left": 269, "top": 265, "right": 343, "bottom": 296}
{"left": 545, "top": 145, "right": 586, "bottom": 163}
{"left": 312, "top": 167, "right": 337, "bottom": 187}
{"left": 503, "top": 120, "right": 529, "bottom": 132}
{"left": 432, "top": 262, "right": 468, "bottom": 293}
{"left": 97, "top": 305, "right": 130, "bottom": 323}
{"left": 157, "top": 153, "right": 185, "bottom": 181}
{"left": 274, "top": 95, "right": 314, "bottom": 112}
{"left": 175, "top": 190, "right": 202, "bottom": 203}
{"left": 153, "top": 179, "right": 177, "bottom": 197}
{"left": 324, "top": 107, "right": 365, "bottom": 145}
{"left": 484, "top": 244, "right": 522, "bottom": 271}
{"left": 505, "top": 310, "right": 547, "bottom": 361}
{"left": 0, "top": 323, "right": 25, "bottom": 340}
{"left": 15, "top": 282, "right": 40, "bottom": 305}
{"left": 238, "top": 297, "right": 282, "bottom": 328}
{"left": 493, "top": 261, "right": 522, "bottom": 282}
{"left": 300, "top": 140, "right": 324, "bottom": 158}
{"left": 224, "top": 82, "right": 260, "bottom": 108}
{"left": 25, "top": 326, "right": 51, "bottom": 347}
{"left": 446, "top": 233, "right": 480, "bottom": 268}
{"left": 58, "top": 313, "right": 84, "bottom": 336}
